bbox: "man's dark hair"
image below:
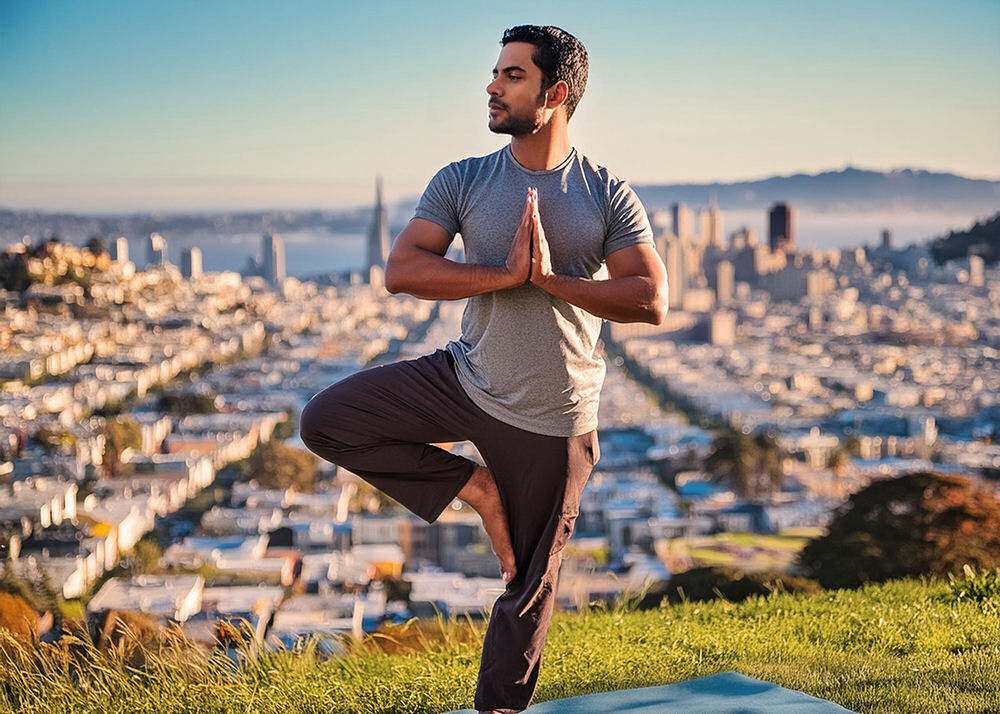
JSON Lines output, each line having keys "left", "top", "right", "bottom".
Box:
{"left": 501, "top": 25, "right": 589, "bottom": 121}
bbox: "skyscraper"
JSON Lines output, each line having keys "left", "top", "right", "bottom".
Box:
{"left": 181, "top": 246, "right": 202, "bottom": 279}
{"left": 709, "top": 309, "right": 737, "bottom": 345}
{"left": 147, "top": 232, "right": 167, "bottom": 269}
{"left": 768, "top": 203, "right": 795, "bottom": 254}
{"left": 969, "top": 255, "right": 985, "bottom": 287}
{"left": 665, "top": 237, "right": 686, "bottom": 310}
{"left": 716, "top": 260, "right": 734, "bottom": 304}
{"left": 368, "top": 174, "right": 390, "bottom": 280}
{"left": 111, "top": 236, "right": 129, "bottom": 263}
{"left": 671, "top": 202, "right": 694, "bottom": 241}
{"left": 881, "top": 229, "right": 892, "bottom": 251}
{"left": 706, "top": 198, "right": 725, "bottom": 248}
{"left": 262, "top": 233, "right": 285, "bottom": 286}
{"left": 730, "top": 226, "right": 756, "bottom": 251}
{"left": 698, "top": 208, "right": 711, "bottom": 245}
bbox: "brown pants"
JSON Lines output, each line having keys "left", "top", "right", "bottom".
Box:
{"left": 299, "top": 347, "right": 599, "bottom": 711}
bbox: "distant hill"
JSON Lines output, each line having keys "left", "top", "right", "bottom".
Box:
{"left": 0, "top": 207, "right": 373, "bottom": 246}
{"left": 633, "top": 165, "right": 1000, "bottom": 213}
{"left": 929, "top": 211, "right": 1000, "bottom": 265}
{"left": 3, "top": 166, "right": 998, "bottom": 244}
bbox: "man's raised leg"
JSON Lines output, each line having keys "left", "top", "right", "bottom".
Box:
{"left": 299, "top": 348, "right": 516, "bottom": 580}
{"left": 299, "top": 349, "right": 480, "bottom": 523}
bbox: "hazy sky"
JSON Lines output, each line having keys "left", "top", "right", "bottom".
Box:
{"left": 2, "top": 0, "right": 998, "bottom": 212}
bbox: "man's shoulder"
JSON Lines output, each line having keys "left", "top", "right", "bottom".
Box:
{"left": 575, "top": 149, "right": 630, "bottom": 190}
{"left": 447, "top": 146, "right": 506, "bottom": 174}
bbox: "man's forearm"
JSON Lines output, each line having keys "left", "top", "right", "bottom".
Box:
{"left": 385, "top": 246, "right": 518, "bottom": 300}
{"left": 535, "top": 273, "right": 666, "bottom": 324}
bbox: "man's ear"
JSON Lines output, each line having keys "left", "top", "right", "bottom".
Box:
{"left": 546, "top": 80, "right": 569, "bottom": 110}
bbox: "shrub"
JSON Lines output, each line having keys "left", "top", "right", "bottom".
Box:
{"left": 797, "top": 471, "right": 1000, "bottom": 589}
{"left": 0, "top": 592, "right": 38, "bottom": 647}
{"left": 244, "top": 439, "right": 319, "bottom": 493}
{"left": 91, "top": 609, "right": 165, "bottom": 668}
{"left": 944, "top": 563, "right": 1000, "bottom": 609}
{"left": 638, "top": 565, "right": 822, "bottom": 607}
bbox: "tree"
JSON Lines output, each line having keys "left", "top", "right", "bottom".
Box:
{"left": 0, "top": 592, "right": 38, "bottom": 647}
{"left": 827, "top": 448, "right": 849, "bottom": 476}
{"left": 156, "top": 392, "right": 219, "bottom": 415}
{"left": 84, "top": 235, "right": 108, "bottom": 256}
{"left": 33, "top": 427, "right": 77, "bottom": 456}
{"left": 797, "top": 471, "right": 1000, "bottom": 589}
{"left": 348, "top": 476, "right": 405, "bottom": 514}
{"left": 102, "top": 416, "right": 142, "bottom": 478}
{"left": 243, "top": 439, "right": 318, "bottom": 493}
{"left": 0, "top": 566, "right": 39, "bottom": 611}
{"left": 0, "top": 251, "right": 34, "bottom": 293}
{"left": 129, "top": 536, "right": 163, "bottom": 575}
{"left": 705, "top": 427, "right": 784, "bottom": 500}
{"left": 271, "top": 413, "right": 296, "bottom": 440}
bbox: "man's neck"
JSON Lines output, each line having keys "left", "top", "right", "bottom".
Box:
{"left": 509, "top": 121, "right": 572, "bottom": 171}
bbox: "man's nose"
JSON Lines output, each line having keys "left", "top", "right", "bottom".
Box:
{"left": 487, "top": 79, "right": 500, "bottom": 96}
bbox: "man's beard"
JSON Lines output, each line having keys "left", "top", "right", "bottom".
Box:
{"left": 489, "top": 92, "right": 546, "bottom": 136}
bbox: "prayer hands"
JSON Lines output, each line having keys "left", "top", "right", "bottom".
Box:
{"left": 528, "top": 188, "right": 555, "bottom": 286}
{"left": 504, "top": 188, "right": 534, "bottom": 286}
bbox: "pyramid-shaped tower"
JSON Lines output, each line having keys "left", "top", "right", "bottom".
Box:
{"left": 367, "top": 175, "right": 390, "bottom": 273}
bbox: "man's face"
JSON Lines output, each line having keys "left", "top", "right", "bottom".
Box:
{"left": 486, "top": 42, "right": 549, "bottom": 136}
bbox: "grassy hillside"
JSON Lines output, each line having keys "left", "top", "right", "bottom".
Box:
{"left": 1, "top": 571, "right": 998, "bottom": 714}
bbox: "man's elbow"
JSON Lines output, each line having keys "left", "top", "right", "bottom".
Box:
{"left": 646, "top": 290, "right": 669, "bottom": 325}
{"left": 384, "top": 256, "right": 404, "bottom": 294}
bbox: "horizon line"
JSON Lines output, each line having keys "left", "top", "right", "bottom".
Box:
{"left": 2, "top": 161, "right": 998, "bottom": 217}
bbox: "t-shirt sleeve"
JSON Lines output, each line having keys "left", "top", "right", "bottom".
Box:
{"left": 412, "top": 162, "right": 461, "bottom": 236}
{"left": 603, "top": 179, "right": 655, "bottom": 259}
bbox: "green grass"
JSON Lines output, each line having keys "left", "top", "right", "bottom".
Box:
{"left": 712, "top": 531, "right": 814, "bottom": 551}
{"left": 1, "top": 573, "right": 998, "bottom": 714}
{"left": 683, "top": 530, "right": 812, "bottom": 570}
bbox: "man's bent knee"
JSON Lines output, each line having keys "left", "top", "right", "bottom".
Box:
{"left": 299, "top": 389, "right": 345, "bottom": 454}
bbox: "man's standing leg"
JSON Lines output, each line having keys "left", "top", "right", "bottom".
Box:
{"left": 471, "top": 424, "right": 600, "bottom": 712}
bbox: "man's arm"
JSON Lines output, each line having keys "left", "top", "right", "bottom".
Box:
{"left": 384, "top": 218, "right": 515, "bottom": 299}
{"left": 525, "top": 182, "right": 668, "bottom": 324}
{"left": 534, "top": 243, "right": 669, "bottom": 324}
{"left": 386, "top": 190, "right": 540, "bottom": 302}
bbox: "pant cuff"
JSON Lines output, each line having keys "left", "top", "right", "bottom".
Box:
{"left": 425, "top": 458, "right": 478, "bottom": 523}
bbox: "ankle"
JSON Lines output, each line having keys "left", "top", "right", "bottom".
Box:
{"left": 459, "top": 464, "right": 489, "bottom": 504}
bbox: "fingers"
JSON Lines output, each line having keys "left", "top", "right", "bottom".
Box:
{"left": 519, "top": 191, "right": 533, "bottom": 234}
{"left": 520, "top": 187, "right": 541, "bottom": 238}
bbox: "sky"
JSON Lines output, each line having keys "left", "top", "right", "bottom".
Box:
{"left": 1, "top": 0, "right": 998, "bottom": 212}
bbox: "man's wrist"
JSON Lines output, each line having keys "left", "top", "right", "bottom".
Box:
{"left": 531, "top": 271, "right": 559, "bottom": 292}
{"left": 494, "top": 264, "right": 525, "bottom": 290}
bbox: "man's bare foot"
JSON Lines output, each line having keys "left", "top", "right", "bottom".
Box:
{"left": 458, "top": 464, "right": 517, "bottom": 584}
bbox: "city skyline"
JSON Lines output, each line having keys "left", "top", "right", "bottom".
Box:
{"left": 1, "top": 0, "right": 998, "bottom": 211}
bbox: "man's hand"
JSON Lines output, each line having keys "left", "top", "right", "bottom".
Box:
{"left": 503, "top": 188, "right": 535, "bottom": 287}
{"left": 529, "top": 188, "right": 555, "bottom": 286}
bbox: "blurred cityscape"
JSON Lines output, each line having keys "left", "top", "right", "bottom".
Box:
{"left": 0, "top": 186, "right": 998, "bottom": 656}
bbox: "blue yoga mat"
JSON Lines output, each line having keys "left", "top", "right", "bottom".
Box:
{"left": 445, "top": 670, "right": 857, "bottom": 713}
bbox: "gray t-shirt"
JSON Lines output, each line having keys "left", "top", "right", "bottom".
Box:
{"left": 413, "top": 144, "right": 654, "bottom": 437}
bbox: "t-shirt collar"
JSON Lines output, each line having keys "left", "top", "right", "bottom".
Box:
{"left": 504, "top": 144, "right": 577, "bottom": 175}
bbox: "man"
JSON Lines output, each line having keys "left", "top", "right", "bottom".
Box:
{"left": 299, "top": 24, "right": 668, "bottom": 714}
